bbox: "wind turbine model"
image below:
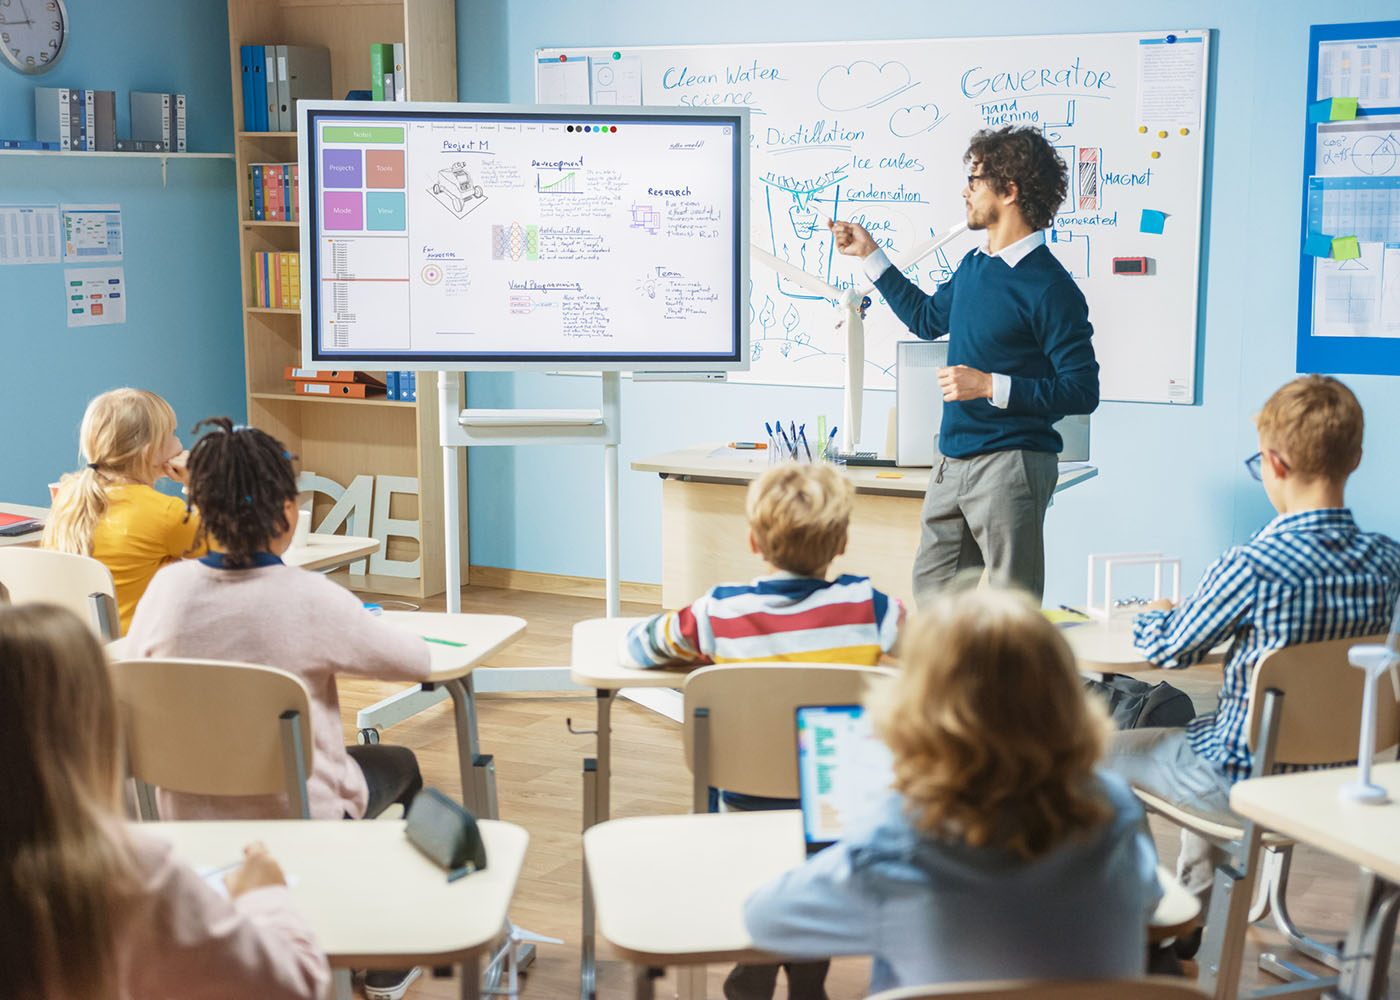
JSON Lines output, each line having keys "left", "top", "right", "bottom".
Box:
{"left": 1341, "top": 595, "right": 1400, "bottom": 804}
{"left": 751, "top": 220, "right": 969, "bottom": 455}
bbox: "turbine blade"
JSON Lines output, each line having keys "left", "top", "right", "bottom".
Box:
{"left": 751, "top": 245, "right": 839, "bottom": 297}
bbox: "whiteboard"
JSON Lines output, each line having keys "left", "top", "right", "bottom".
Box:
{"left": 538, "top": 31, "right": 1210, "bottom": 403}
{"left": 297, "top": 101, "right": 748, "bottom": 371}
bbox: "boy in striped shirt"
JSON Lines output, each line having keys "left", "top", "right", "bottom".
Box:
{"left": 623, "top": 460, "right": 902, "bottom": 1000}
{"left": 623, "top": 461, "right": 904, "bottom": 669}
{"left": 1105, "top": 375, "right": 1400, "bottom": 913}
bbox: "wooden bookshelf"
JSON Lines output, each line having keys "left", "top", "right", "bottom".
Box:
{"left": 226, "top": 0, "right": 464, "bottom": 598}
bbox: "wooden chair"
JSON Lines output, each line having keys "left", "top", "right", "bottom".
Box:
{"left": 0, "top": 547, "right": 119, "bottom": 640}
{"left": 682, "top": 662, "right": 894, "bottom": 810}
{"left": 866, "top": 977, "right": 1210, "bottom": 999}
{"left": 111, "top": 657, "right": 314, "bottom": 819}
{"left": 1132, "top": 633, "right": 1394, "bottom": 999}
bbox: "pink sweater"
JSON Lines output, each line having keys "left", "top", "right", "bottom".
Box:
{"left": 124, "top": 559, "right": 430, "bottom": 820}
{"left": 119, "top": 826, "right": 329, "bottom": 999}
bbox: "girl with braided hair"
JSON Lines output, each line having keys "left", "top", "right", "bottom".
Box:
{"left": 124, "top": 417, "right": 431, "bottom": 829}
{"left": 43, "top": 388, "right": 206, "bottom": 633}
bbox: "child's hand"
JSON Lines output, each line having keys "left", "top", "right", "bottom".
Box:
{"left": 161, "top": 450, "right": 190, "bottom": 485}
{"left": 224, "top": 842, "right": 287, "bottom": 896}
{"left": 1143, "top": 598, "right": 1175, "bottom": 612}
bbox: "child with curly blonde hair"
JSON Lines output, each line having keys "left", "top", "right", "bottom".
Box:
{"left": 743, "top": 587, "right": 1161, "bottom": 994}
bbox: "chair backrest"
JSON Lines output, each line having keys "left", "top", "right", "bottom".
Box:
{"left": 111, "top": 658, "right": 315, "bottom": 818}
{"left": 682, "top": 662, "right": 892, "bottom": 805}
{"left": 0, "top": 547, "right": 119, "bottom": 640}
{"left": 1245, "top": 632, "right": 1395, "bottom": 767}
{"left": 865, "top": 978, "right": 1209, "bottom": 1000}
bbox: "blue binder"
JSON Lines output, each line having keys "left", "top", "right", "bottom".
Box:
{"left": 240, "top": 46, "right": 255, "bottom": 131}
{"left": 250, "top": 45, "right": 267, "bottom": 131}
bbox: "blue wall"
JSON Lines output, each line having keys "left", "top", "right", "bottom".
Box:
{"left": 457, "top": 0, "right": 1400, "bottom": 606}
{"left": 1, "top": 1, "right": 244, "bottom": 504}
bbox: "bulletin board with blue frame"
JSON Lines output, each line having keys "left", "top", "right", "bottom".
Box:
{"left": 1297, "top": 19, "right": 1400, "bottom": 376}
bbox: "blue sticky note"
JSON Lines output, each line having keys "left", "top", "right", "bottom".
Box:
{"left": 1140, "top": 209, "right": 1167, "bottom": 234}
{"left": 1302, "top": 233, "right": 1334, "bottom": 258}
{"left": 1308, "top": 99, "right": 1332, "bottom": 124}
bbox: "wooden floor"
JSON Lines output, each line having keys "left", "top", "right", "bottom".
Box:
{"left": 335, "top": 583, "right": 1400, "bottom": 999}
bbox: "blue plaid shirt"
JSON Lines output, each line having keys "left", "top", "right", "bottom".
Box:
{"left": 1133, "top": 508, "right": 1400, "bottom": 781}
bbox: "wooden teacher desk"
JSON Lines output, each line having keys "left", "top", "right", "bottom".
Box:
{"left": 150, "top": 817, "right": 529, "bottom": 1000}
{"left": 633, "top": 446, "right": 1098, "bottom": 610}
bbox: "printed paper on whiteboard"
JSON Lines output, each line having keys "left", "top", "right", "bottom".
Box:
{"left": 1314, "top": 116, "right": 1400, "bottom": 179}
{"left": 0, "top": 204, "right": 61, "bottom": 264}
{"left": 1136, "top": 36, "right": 1204, "bottom": 129}
{"left": 1311, "top": 242, "right": 1395, "bottom": 339}
{"left": 591, "top": 55, "right": 643, "bottom": 105}
{"left": 1317, "top": 37, "right": 1400, "bottom": 103}
{"left": 64, "top": 266, "right": 127, "bottom": 327}
{"left": 537, "top": 56, "right": 591, "bottom": 104}
{"left": 61, "top": 203, "right": 124, "bottom": 262}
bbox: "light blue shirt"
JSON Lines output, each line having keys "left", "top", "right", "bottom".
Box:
{"left": 742, "top": 771, "right": 1160, "bottom": 994}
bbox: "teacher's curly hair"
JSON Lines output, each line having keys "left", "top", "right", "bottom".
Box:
{"left": 965, "top": 126, "right": 1069, "bottom": 233}
{"left": 185, "top": 417, "right": 300, "bottom": 568}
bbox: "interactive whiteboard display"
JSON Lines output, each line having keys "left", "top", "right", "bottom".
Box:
{"left": 297, "top": 101, "right": 748, "bottom": 371}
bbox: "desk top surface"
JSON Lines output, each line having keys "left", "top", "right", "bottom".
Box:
{"left": 571, "top": 616, "right": 695, "bottom": 689}
{"left": 284, "top": 534, "right": 379, "bottom": 572}
{"left": 149, "top": 818, "right": 527, "bottom": 967}
{"left": 0, "top": 501, "right": 48, "bottom": 548}
{"left": 632, "top": 446, "right": 1098, "bottom": 499}
{"left": 585, "top": 811, "right": 1196, "bottom": 965}
{"left": 1231, "top": 762, "right": 1400, "bottom": 883}
{"left": 381, "top": 610, "right": 527, "bottom": 682}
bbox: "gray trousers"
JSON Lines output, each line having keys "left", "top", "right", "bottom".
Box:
{"left": 1103, "top": 728, "right": 1236, "bottom": 900}
{"left": 912, "top": 449, "right": 1058, "bottom": 604}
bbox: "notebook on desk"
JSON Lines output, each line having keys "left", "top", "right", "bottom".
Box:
{"left": 795, "top": 704, "right": 894, "bottom": 853}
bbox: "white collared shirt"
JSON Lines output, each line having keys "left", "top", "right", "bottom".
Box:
{"left": 860, "top": 229, "right": 1048, "bottom": 409}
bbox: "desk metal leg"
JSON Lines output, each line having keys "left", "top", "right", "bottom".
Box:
{"left": 1338, "top": 870, "right": 1400, "bottom": 1000}
{"left": 443, "top": 676, "right": 498, "bottom": 820}
{"left": 332, "top": 968, "right": 353, "bottom": 1000}
{"left": 597, "top": 689, "right": 614, "bottom": 821}
{"left": 460, "top": 954, "right": 480, "bottom": 1000}
{"left": 582, "top": 759, "right": 598, "bottom": 1000}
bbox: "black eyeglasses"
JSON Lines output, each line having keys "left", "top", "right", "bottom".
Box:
{"left": 1244, "top": 450, "right": 1290, "bottom": 481}
{"left": 966, "top": 172, "right": 987, "bottom": 189}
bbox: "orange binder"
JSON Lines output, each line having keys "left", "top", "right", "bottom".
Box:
{"left": 293, "top": 380, "right": 384, "bottom": 398}
{"left": 284, "top": 367, "right": 376, "bottom": 383}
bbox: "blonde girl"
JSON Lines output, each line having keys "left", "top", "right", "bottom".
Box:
{"left": 742, "top": 587, "right": 1162, "bottom": 994}
{"left": 43, "top": 388, "right": 205, "bottom": 632}
{"left": 0, "top": 602, "right": 328, "bottom": 1000}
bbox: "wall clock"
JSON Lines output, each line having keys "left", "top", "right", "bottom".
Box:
{"left": 1, "top": 0, "right": 68, "bottom": 75}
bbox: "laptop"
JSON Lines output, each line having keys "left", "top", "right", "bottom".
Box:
{"left": 795, "top": 704, "right": 895, "bottom": 853}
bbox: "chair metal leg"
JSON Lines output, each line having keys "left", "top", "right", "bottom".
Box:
{"left": 134, "top": 778, "right": 159, "bottom": 821}
{"left": 332, "top": 968, "right": 354, "bottom": 1000}
{"left": 1249, "top": 845, "right": 1283, "bottom": 924}
{"left": 691, "top": 708, "right": 710, "bottom": 814}
{"left": 1338, "top": 870, "right": 1400, "bottom": 1000}
{"left": 279, "top": 709, "right": 310, "bottom": 819}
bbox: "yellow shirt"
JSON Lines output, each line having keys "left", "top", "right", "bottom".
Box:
{"left": 91, "top": 485, "right": 206, "bottom": 633}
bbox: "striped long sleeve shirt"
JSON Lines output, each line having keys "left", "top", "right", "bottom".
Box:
{"left": 1132, "top": 508, "right": 1400, "bottom": 781}
{"left": 622, "top": 572, "right": 904, "bottom": 668}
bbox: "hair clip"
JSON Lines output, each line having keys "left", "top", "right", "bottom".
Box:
{"left": 87, "top": 462, "right": 100, "bottom": 470}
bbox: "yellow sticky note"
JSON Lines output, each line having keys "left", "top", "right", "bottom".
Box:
{"left": 875, "top": 471, "right": 904, "bottom": 479}
{"left": 1332, "top": 236, "right": 1360, "bottom": 261}
{"left": 1330, "top": 97, "right": 1359, "bottom": 121}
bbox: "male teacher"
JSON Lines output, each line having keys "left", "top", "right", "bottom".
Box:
{"left": 830, "top": 126, "right": 1099, "bottom": 603}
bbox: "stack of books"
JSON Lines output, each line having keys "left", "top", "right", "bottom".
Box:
{"left": 252, "top": 252, "right": 301, "bottom": 309}
{"left": 129, "top": 91, "right": 186, "bottom": 151}
{"left": 385, "top": 371, "right": 417, "bottom": 401}
{"left": 370, "top": 43, "right": 407, "bottom": 101}
{"left": 240, "top": 45, "right": 332, "bottom": 131}
{"left": 249, "top": 162, "right": 300, "bottom": 221}
{"left": 283, "top": 367, "right": 386, "bottom": 399}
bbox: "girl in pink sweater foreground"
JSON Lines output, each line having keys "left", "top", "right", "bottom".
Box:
{"left": 0, "top": 602, "right": 329, "bottom": 1000}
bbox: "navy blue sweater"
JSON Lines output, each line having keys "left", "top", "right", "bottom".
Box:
{"left": 875, "top": 245, "right": 1099, "bottom": 458}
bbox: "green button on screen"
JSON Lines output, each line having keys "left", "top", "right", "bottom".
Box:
{"left": 323, "top": 125, "right": 405, "bottom": 144}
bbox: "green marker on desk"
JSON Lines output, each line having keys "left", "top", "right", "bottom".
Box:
{"left": 423, "top": 636, "right": 467, "bottom": 648}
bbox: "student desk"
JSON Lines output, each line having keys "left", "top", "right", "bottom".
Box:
{"left": 0, "top": 501, "right": 47, "bottom": 547}
{"left": 585, "top": 810, "right": 1199, "bottom": 1000}
{"left": 375, "top": 610, "right": 527, "bottom": 819}
{"left": 149, "top": 817, "right": 528, "bottom": 1000}
{"left": 1061, "top": 614, "right": 1229, "bottom": 675}
{"left": 285, "top": 533, "right": 380, "bottom": 572}
{"left": 571, "top": 615, "right": 695, "bottom": 998}
{"left": 1231, "top": 763, "right": 1400, "bottom": 1000}
{"left": 633, "top": 446, "right": 1098, "bottom": 609}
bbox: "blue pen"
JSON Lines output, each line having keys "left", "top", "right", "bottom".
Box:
{"left": 776, "top": 423, "right": 793, "bottom": 457}
{"left": 799, "top": 424, "right": 812, "bottom": 461}
{"left": 827, "top": 426, "right": 840, "bottom": 453}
